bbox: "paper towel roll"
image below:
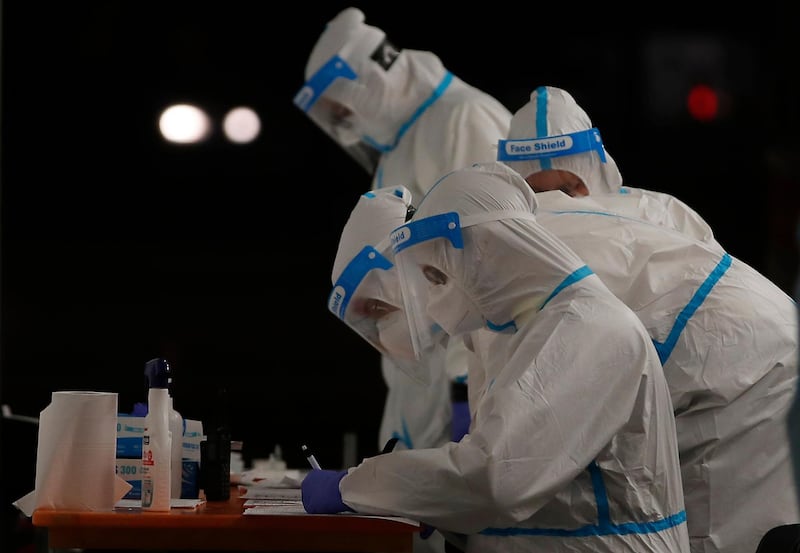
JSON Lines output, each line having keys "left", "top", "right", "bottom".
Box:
{"left": 14, "top": 391, "right": 132, "bottom": 516}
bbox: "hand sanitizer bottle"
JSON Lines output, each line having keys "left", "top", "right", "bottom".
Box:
{"left": 141, "top": 358, "right": 172, "bottom": 511}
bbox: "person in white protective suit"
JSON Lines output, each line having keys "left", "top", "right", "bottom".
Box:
{"left": 326, "top": 185, "right": 453, "bottom": 553}
{"left": 302, "top": 162, "right": 690, "bottom": 553}
{"left": 497, "top": 87, "right": 800, "bottom": 553}
{"left": 328, "top": 186, "right": 446, "bottom": 403}
{"left": 295, "top": 7, "right": 511, "bottom": 457}
{"left": 498, "top": 85, "right": 722, "bottom": 249}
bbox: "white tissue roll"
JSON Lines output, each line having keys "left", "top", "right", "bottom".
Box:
{"left": 34, "top": 391, "right": 120, "bottom": 511}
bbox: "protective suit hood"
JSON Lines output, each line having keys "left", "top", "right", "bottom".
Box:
{"left": 331, "top": 186, "right": 411, "bottom": 286}
{"left": 299, "top": 7, "right": 450, "bottom": 152}
{"left": 503, "top": 86, "right": 623, "bottom": 194}
{"left": 399, "top": 162, "right": 586, "bottom": 336}
{"left": 329, "top": 187, "right": 411, "bottom": 357}
{"left": 304, "top": 7, "right": 386, "bottom": 83}
{"left": 329, "top": 186, "right": 443, "bottom": 385}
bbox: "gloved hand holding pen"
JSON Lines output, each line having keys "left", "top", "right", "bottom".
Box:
{"left": 301, "top": 469, "right": 353, "bottom": 514}
{"left": 300, "top": 439, "right": 402, "bottom": 514}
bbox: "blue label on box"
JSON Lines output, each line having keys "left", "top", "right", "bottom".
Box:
{"left": 124, "top": 479, "right": 142, "bottom": 500}
{"left": 182, "top": 460, "right": 200, "bottom": 499}
{"left": 117, "top": 415, "right": 144, "bottom": 458}
{"left": 117, "top": 436, "right": 143, "bottom": 459}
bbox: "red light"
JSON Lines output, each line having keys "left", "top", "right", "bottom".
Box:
{"left": 687, "top": 84, "right": 719, "bottom": 122}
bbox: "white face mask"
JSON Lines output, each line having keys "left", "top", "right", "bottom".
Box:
{"left": 426, "top": 280, "right": 484, "bottom": 336}
{"left": 376, "top": 309, "right": 416, "bottom": 360}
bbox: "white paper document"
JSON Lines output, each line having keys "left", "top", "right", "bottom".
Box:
{"left": 243, "top": 502, "right": 307, "bottom": 515}
{"left": 114, "top": 498, "right": 205, "bottom": 510}
{"left": 239, "top": 485, "right": 303, "bottom": 500}
{"left": 232, "top": 469, "right": 305, "bottom": 488}
{"left": 242, "top": 496, "right": 419, "bottom": 526}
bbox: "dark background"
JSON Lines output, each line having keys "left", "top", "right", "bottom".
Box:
{"left": 1, "top": 2, "right": 798, "bottom": 550}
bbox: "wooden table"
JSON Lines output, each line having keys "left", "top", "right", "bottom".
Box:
{"left": 32, "top": 492, "right": 419, "bottom": 552}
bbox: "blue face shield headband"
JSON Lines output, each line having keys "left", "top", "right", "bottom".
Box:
{"left": 328, "top": 245, "right": 392, "bottom": 320}
{"left": 391, "top": 212, "right": 463, "bottom": 255}
{"left": 292, "top": 54, "right": 382, "bottom": 174}
{"left": 389, "top": 212, "right": 464, "bottom": 358}
{"left": 496, "top": 127, "right": 607, "bottom": 164}
{"left": 328, "top": 242, "right": 437, "bottom": 385}
{"left": 392, "top": 211, "right": 527, "bottom": 343}
{"left": 293, "top": 55, "right": 357, "bottom": 113}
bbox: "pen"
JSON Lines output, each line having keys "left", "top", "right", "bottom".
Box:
{"left": 301, "top": 444, "right": 322, "bottom": 470}
{"left": 381, "top": 437, "right": 399, "bottom": 455}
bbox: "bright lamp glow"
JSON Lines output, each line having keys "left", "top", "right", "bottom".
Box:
{"left": 223, "top": 106, "right": 261, "bottom": 144}
{"left": 159, "top": 104, "right": 211, "bottom": 144}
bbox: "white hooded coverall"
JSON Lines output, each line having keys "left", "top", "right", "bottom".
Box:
{"left": 499, "top": 84, "right": 800, "bottom": 553}
{"left": 531, "top": 191, "right": 800, "bottom": 553}
{"left": 336, "top": 162, "right": 689, "bottom": 553}
{"left": 298, "top": 7, "right": 512, "bottom": 454}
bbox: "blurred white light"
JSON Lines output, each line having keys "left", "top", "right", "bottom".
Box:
{"left": 159, "top": 104, "right": 211, "bottom": 144}
{"left": 223, "top": 106, "right": 261, "bottom": 144}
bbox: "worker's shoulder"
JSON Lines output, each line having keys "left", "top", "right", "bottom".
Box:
{"left": 433, "top": 79, "right": 510, "bottom": 115}
{"left": 418, "top": 91, "right": 511, "bottom": 135}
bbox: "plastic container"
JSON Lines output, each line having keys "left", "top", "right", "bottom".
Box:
{"left": 141, "top": 358, "right": 172, "bottom": 511}
{"left": 168, "top": 396, "right": 183, "bottom": 499}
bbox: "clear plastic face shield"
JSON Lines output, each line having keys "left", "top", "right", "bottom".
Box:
{"left": 293, "top": 55, "right": 381, "bottom": 174}
{"left": 390, "top": 212, "right": 469, "bottom": 361}
{"left": 496, "top": 127, "right": 607, "bottom": 192}
{"left": 327, "top": 243, "right": 436, "bottom": 385}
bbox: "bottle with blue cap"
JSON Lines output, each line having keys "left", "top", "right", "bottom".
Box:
{"left": 141, "top": 358, "right": 172, "bottom": 511}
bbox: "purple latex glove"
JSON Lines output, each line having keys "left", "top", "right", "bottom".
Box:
{"left": 420, "top": 523, "right": 436, "bottom": 539}
{"left": 451, "top": 400, "right": 470, "bottom": 442}
{"left": 301, "top": 469, "right": 353, "bottom": 514}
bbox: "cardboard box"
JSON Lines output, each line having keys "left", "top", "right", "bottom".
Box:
{"left": 116, "top": 414, "right": 204, "bottom": 499}
{"left": 117, "top": 415, "right": 144, "bottom": 459}
{"left": 116, "top": 458, "right": 142, "bottom": 500}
